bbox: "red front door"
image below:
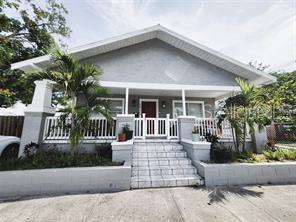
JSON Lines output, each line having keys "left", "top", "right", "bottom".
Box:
{"left": 141, "top": 101, "right": 156, "bottom": 117}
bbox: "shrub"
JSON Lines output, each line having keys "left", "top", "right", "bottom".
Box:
{"left": 263, "top": 148, "right": 296, "bottom": 161}
{"left": 95, "top": 143, "right": 112, "bottom": 159}
{"left": 0, "top": 145, "right": 121, "bottom": 171}
{"left": 23, "top": 142, "right": 39, "bottom": 158}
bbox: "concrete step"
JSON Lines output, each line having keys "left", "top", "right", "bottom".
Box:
{"left": 132, "top": 150, "right": 187, "bottom": 158}
{"left": 131, "top": 174, "right": 204, "bottom": 189}
{"left": 133, "top": 145, "right": 183, "bottom": 151}
{"left": 132, "top": 165, "right": 197, "bottom": 177}
{"left": 132, "top": 157, "right": 192, "bottom": 167}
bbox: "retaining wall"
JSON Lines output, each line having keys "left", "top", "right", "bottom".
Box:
{"left": 196, "top": 161, "right": 296, "bottom": 187}
{"left": 0, "top": 164, "right": 131, "bottom": 198}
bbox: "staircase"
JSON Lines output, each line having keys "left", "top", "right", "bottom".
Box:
{"left": 131, "top": 142, "right": 204, "bottom": 189}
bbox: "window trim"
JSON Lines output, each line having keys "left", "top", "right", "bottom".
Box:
{"left": 108, "top": 98, "right": 125, "bottom": 115}
{"left": 172, "top": 100, "right": 205, "bottom": 118}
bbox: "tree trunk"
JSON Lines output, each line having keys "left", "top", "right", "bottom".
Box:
{"left": 242, "top": 122, "right": 247, "bottom": 152}
{"left": 231, "top": 126, "right": 239, "bottom": 152}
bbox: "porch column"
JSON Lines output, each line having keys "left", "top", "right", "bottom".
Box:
{"left": 125, "top": 88, "right": 129, "bottom": 114}
{"left": 182, "top": 89, "right": 186, "bottom": 116}
{"left": 19, "top": 79, "right": 56, "bottom": 157}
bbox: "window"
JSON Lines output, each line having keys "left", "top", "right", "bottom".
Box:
{"left": 173, "top": 101, "right": 204, "bottom": 118}
{"left": 109, "top": 99, "right": 124, "bottom": 117}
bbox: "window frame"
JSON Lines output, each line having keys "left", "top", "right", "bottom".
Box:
{"left": 172, "top": 100, "right": 205, "bottom": 118}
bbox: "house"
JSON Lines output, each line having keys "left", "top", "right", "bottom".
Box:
{"left": 11, "top": 25, "right": 275, "bottom": 188}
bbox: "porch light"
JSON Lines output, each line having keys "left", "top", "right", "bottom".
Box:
{"left": 161, "top": 101, "right": 166, "bottom": 108}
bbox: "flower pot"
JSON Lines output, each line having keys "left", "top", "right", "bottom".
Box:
{"left": 118, "top": 133, "right": 126, "bottom": 142}
{"left": 192, "top": 133, "right": 200, "bottom": 142}
{"left": 125, "top": 130, "right": 133, "bottom": 140}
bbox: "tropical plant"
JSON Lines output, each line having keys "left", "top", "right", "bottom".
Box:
{"left": 223, "top": 78, "right": 266, "bottom": 152}
{"left": 36, "top": 50, "right": 112, "bottom": 152}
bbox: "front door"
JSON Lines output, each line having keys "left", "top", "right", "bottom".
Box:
{"left": 141, "top": 101, "right": 157, "bottom": 117}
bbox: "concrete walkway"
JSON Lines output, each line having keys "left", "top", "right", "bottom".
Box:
{"left": 0, "top": 185, "right": 295, "bottom": 222}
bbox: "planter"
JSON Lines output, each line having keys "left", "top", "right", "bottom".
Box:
{"left": 192, "top": 133, "right": 201, "bottom": 142}
{"left": 125, "top": 130, "right": 133, "bottom": 140}
{"left": 118, "top": 133, "right": 126, "bottom": 142}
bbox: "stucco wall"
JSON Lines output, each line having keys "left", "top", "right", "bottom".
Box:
{"left": 82, "top": 39, "right": 239, "bottom": 86}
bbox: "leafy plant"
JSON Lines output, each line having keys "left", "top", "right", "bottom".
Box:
{"left": 23, "top": 142, "right": 39, "bottom": 158}
{"left": 36, "top": 50, "right": 112, "bottom": 152}
{"left": 0, "top": 146, "right": 121, "bottom": 171}
{"left": 122, "top": 124, "right": 130, "bottom": 133}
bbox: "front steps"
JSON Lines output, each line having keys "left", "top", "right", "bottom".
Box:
{"left": 131, "top": 142, "right": 204, "bottom": 189}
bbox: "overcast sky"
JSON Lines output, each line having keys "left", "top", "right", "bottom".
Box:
{"left": 59, "top": 0, "right": 295, "bottom": 72}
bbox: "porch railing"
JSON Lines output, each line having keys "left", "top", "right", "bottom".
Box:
{"left": 134, "top": 114, "right": 178, "bottom": 139}
{"left": 43, "top": 116, "right": 117, "bottom": 141}
{"left": 195, "top": 118, "right": 251, "bottom": 140}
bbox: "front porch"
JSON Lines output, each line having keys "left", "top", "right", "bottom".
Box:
{"left": 42, "top": 81, "right": 240, "bottom": 143}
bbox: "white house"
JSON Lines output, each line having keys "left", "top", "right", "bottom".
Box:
{"left": 11, "top": 25, "right": 275, "bottom": 188}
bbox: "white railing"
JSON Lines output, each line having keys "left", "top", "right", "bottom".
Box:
{"left": 195, "top": 118, "right": 250, "bottom": 140}
{"left": 43, "top": 116, "right": 117, "bottom": 141}
{"left": 134, "top": 114, "right": 178, "bottom": 139}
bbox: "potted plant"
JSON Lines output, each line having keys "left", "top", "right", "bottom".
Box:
{"left": 123, "top": 124, "right": 133, "bottom": 140}
{"left": 118, "top": 127, "right": 126, "bottom": 142}
{"left": 192, "top": 125, "right": 201, "bottom": 142}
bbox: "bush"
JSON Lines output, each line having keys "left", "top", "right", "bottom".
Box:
{"left": 23, "top": 142, "right": 39, "bottom": 158}
{"left": 0, "top": 144, "right": 121, "bottom": 171}
{"left": 263, "top": 148, "right": 296, "bottom": 161}
{"left": 95, "top": 143, "right": 112, "bottom": 159}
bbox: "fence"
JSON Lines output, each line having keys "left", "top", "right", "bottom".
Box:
{"left": 0, "top": 116, "right": 24, "bottom": 137}
{"left": 266, "top": 123, "right": 296, "bottom": 143}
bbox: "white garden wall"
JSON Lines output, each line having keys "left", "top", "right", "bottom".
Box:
{"left": 0, "top": 164, "right": 131, "bottom": 198}
{"left": 196, "top": 161, "right": 296, "bottom": 187}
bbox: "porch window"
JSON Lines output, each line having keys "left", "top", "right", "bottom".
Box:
{"left": 173, "top": 101, "right": 204, "bottom": 118}
{"left": 109, "top": 99, "right": 124, "bottom": 117}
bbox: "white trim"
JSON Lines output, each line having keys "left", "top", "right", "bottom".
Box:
{"left": 139, "top": 99, "right": 159, "bottom": 118}
{"left": 182, "top": 89, "right": 186, "bottom": 116}
{"left": 108, "top": 98, "right": 125, "bottom": 115}
{"left": 125, "top": 88, "right": 129, "bottom": 114}
{"left": 101, "top": 81, "right": 241, "bottom": 91}
{"left": 172, "top": 100, "right": 205, "bottom": 118}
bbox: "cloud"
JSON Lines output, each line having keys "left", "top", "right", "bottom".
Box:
{"left": 81, "top": 0, "right": 295, "bottom": 71}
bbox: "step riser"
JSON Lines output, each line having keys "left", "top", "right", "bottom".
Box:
{"left": 131, "top": 178, "right": 200, "bottom": 189}
{"left": 132, "top": 159, "right": 191, "bottom": 167}
{"left": 132, "top": 168, "right": 197, "bottom": 177}
{"left": 133, "top": 152, "right": 187, "bottom": 158}
{"left": 133, "top": 147, "right": 183, "bottom": 151}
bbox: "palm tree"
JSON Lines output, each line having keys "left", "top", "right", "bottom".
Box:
{"left": 224, "top": 78, "right": 258, "bottom": 152}
{"left": 36, "top": 49, "right": 111, "bottom": 151}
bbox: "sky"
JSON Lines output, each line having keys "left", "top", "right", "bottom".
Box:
{"left": 58, "top": 0, "right": 296, "bottom": 72}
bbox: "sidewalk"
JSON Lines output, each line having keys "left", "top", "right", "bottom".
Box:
{"left": 0, "top": 185, "right": 295, "bottom": 222}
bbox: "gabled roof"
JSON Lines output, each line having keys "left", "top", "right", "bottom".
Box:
{"left": 11, "top": 25, "right": 276, "bottom": 85}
